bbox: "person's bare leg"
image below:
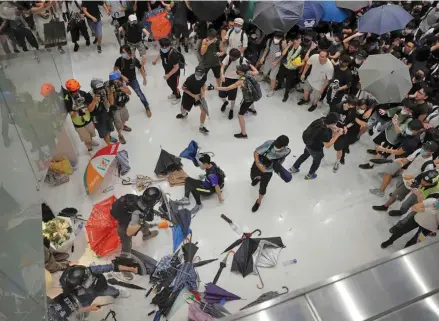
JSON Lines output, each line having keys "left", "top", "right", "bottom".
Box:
{"left": 238, "top": 114, "right": 246, "bottom": 135}
{"left": 141, "top": 54, "right": 147, "bottom": 66}
{"left": 215, "top": 77, "right": 221, "bottom": 87}
{"left": 256, "top": 193, "right": 263, "bottom": 205}
{"left": 104, "top": 134, "right": 111, "bottom": 145}
{"left": 97, "top": 36, "right": 102, "bottom": 45}
{"left": 200, "top": 109, "right": 206, "bottom": 125}
{"left": 270, "top": 79, "right": 276, "bottom": 91}
{"left": 358, "top": 126, "right": 367, "bottom": 138}
{"left": 379, "top": 173, "right": 392, "bottom": 192}
{"left": 303, "top": 90, "right": 310, "bottom": 101}
{"left": 384, "top": 195, "right": 397, "bottom": 207}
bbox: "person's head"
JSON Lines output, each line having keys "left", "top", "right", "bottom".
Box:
{"left": 273, "top": 135, "right": 289, "bottom": 152}
{"left": 90, "top": 78, "right": 105, "bottom": 93}
{"left": 401, "top": 99, "right": 416, "bottom": 116}
{"left": 355, "top": 50, "right": 367, "bottom": 65}
{"left": 65, "top": 79, "right": 80, "bottom": 95}
{"left": 128, "top": 14, "right": 137, "bottom": 26}
{"left": 233, "top": 17, "right": 244, "bottom": 32}
{"left": 159, "top": 37, "right": 172, "bottom": 53}
{"left": 414, "top": 69, "right": 426, "bottom": 82}
{"left": 420, "top": 170, "right": 438, "bottom": 187}
{"left": 227, "top": 19, "right": 234, "bottom": 29}
{"left": 348, "top": 40, "right": 360, "bottom": 53}
{"left": 292, "top": 34, "right": 301, "bottom": 46}
{"left": 420, "top": 141, "right": 438, "bottom": 158}
{"left": 324, "top": 112, "right": 339, "bottom": 127}
{"left": 415, "top": 86, "right": 433, "bottom": 102}
{"left": 318, "top": 50, "right": 329, "bottom": 64}
{"left": 435, "top": 2, "right": 439, "bottom": 12}
{"left": 332, "top": 33, "right": 343, "bottom": 44}
{"left": 344, "top": 96, "right": 359, "bottom": 108}
{"left": 199, "top": 154, "right": 212, "bottom": 170}
{"left": 405, "top": 119, "right": 424, "bottom": 136}
{"left": 236, "top": 64, "right": 250, "bottom": 76}
{"left": 403, "top": 21, "right": 416, "bottom": 36}
{"left": 339, "top": 54, "right": 351, "bottom": 69}
{"left": 229, "top": 48, "right": 241, "bottom": 61}
{"left": 109, "top": 71, "right": 122, "bottom": 85}
{"left": 273, "top": 31, "right": 284, "bottom": 45}
{"left": 194, "top": 65, "right": 205, "bottom": 81}
{"left": 207, "top": 28, "right": 217, "bottom": 40}
{"left": 40, "top": 83, "right": 55, "bottom": 97}
{"left": 120, "top": 44, "right": 132, "bottom": 59}
{"left": 403, "top": 41, "right": 415, "bottom": 54}
{"left": 61, "top": 265, "right": 92, "bottom": 291}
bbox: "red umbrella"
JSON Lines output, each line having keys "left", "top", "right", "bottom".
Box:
{"left": 86, "top": 195, "right": 120, "bottom": 256}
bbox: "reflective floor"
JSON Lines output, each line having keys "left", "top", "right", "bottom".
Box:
{"left": 27, "top": 22, "right": 424, "bottom": 320}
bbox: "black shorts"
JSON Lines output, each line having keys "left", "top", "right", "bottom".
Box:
{"left": 173, "top": 23, "right": 189, "bottom": 38}
{"left": 334, "top": 134, "right": 347, "bottom": 151}
{"left": 239, "top": 100, "right": 253, "bottom": 116}
{"left": 219, "top": 78, "right": 239, "bottom": 101}
{"left": 182, "top": 93, "right": 201, "bottom": 112}
{"left": 94, "top": 112, "right": 114, "bottom": 138}
{"left": 373, "top": 131, "right": 399, "bottom": 157}
{"left": 204, "top": 65, "right": 221, "bottom": 79}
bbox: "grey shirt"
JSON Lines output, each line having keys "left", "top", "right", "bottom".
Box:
{"left": 255, "top": 140, "right": 291, "bottom": 172}
{"left": 385, "top": 109, "right": 412, "bottom": 145}
{"left": 419, "top": 8, "right": 439, "bottom": 32}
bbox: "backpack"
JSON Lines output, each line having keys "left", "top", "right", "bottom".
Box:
{"left": 224, "top": 55, "right": 244, "bottom": 73}
{"left": 227, "top": 28, "right": 244, "bottom": 46}
{"left": 303, "top": 118, "right": 325, "bottom": 146}
{"left": 216, "top": 166, "right": 226, "bottom": 189}
{"left": 244, "top": 73, "right": 262, "bottom": 102}
{"left": 171, "top": 48, "right": 186, "bottom": 71}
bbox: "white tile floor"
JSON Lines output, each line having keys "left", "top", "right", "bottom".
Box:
{"left": 9, "top": 22, "right": 423, "bottom": 320}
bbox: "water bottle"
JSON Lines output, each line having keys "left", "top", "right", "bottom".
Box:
{"left": 282, "top": 259, "right": 297, "bottom": 266}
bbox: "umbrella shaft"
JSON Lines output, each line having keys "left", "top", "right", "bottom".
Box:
{"left": 213, "top": 267, "right": 225, "bottom": 284}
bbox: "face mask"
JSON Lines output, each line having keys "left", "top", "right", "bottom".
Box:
{"left": 234, "top": 27, "right": 241, "bottom": 33}
{"left": 405, "top": 128, "right": 413, "bottom": 135}
{"left": 355, "top": 58, "right": 363, "bottom": 65}
{"left": 195, "top": 74, "right": 204, "bottom": 81}
{"left": 273, "top": 38, "right": 281, "bottom": 45}
{"left": 357, "top": 109, "right": 365, "bottom": 115}
{"left": 274, "top": 146, "right": 284, "bottom": 152}
{"left": 121, "top": 53, "right": 129, "bottom": 59}
{"left": 420, "top": 149, "right": 429, "bottom": 157}
{"left": 161, "top": 48, "right": 168, "bottom": 54}
{"left": 415, "top": 73, "right": 423, "bottom": 80}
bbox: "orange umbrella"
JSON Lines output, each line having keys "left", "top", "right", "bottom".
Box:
{"left": 84, "top": 143, "right": 120, "bottom": 194}
{"left": 144, "top": 8, "right": 172, "bottom": 40}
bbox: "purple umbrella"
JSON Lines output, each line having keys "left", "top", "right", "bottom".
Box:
{"left": 204, "top": 283, "right": 241, "bottom": 304}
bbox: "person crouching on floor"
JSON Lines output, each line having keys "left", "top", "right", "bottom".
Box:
{"left": 176, "top": 154, "right": 225, "bottom": 214}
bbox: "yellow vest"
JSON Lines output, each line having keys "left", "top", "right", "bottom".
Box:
{"left": 65, "top": 94, "right": 91, "bottom": 126}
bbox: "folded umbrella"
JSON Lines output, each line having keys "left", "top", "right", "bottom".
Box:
{"left": 297, "top": 1, "right": 324, "bottom": 28}
{"left": 204, "top": 283, "right": 241, "bottom": 304}
{"left": 173, "top": 225, "right": 192, "bottom": 252}
{"left": 200, "top": 98, "right": 209, "bottom": 117}
{"left": 336, "top": 0, "right": 370, "bottom": 12}
{"left": 369, "top": 159, "right": 394, "bottom": 164}
{"left": 358, "top": 4, "right": 413, "bottom": 35}
{"left": 172, "top": 262, "right": 199, "bottom": 292}
{"left": 193, "top": 258, "right": 218, "bottom": 268}
{"left": 154, "top": 148, "right": 182, "bottom": 176}
{"left": 115, "top": 150, "right": 130, "bottom": 176}
{"left": 182, "top": 239, "right": 199, "bottom": 263}
{"left": 252, "top": 1, "right": 304, "bottom": 34}
{"left": 107, "top": 278, "right": 146, "bottom": 290}
{"left": 213, "top": 252, "right": 233, "bottom": 285}
{"left": 321, "top": 0, "right": 348, "bottom": 22}
{"left": 188, "top": 303, "right": 216, "bottom": 321}
{"left": 273, "top": 161, "right": 292, "bottom": 183}
{"left": 240, "top": 287, "right": 289, "bottom": 310}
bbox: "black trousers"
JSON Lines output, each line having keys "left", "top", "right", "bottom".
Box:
{"left": 387, "top": 212, "right": 432, "bottom": 248}
{"left": 70, "top": 20, "right": 90, "bottom": 43}
{"left": 293, "top": 146, "right": 324, "bottom": 175}
{"left": 250, "top": 162, "right": 273, "bottom": 195}
{"left": 166, "top": 73, "right": 181, "bottom": 98}
{"left": 277, "top": 65, "right": 298, "bottom": 96}
{"left": 13, "top": 27, "right": 38, "bottom": 50}
{"left": 184, "top": 177, "right": 214, "bottom": 205}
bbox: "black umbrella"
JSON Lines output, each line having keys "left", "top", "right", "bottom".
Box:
{"left": 222, "top": 229, "right": 261, "bottom": 253}
{"left": 193, "top": 258, "right": 218, "bottom": 268}
{"left": 182, "top": 236, "right": 199, "bottom": 263}
{"left": 240, "top": 287, "right": 289, "bottom": 310}
{"left": 131, "top": 249, "right": 157, "bottom": 275}
{"left": 189, "top": 1, "right": 227, "bottom": 21}
{"left": 107, "top": 278, "right": 146, "bottom": 290}
{"left": 213, "top": 251, "right": 234, "bottom": 284}
{"left": 154, "top": 148, "right": 182, "bottom": 176}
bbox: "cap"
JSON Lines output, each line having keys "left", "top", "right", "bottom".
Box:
{"left": 195, "top": 65, "right": 205, "bottom": 74}
{"left": 356, "top": 50, "right": 367, "bottom": 60}
{"left": 422, "top": 170, "right": 438, "bottom": 183}
{"left": 234, "top": 17, "right": 244, "bottom": 25}
{"left": 128, "top": 14, "right": 137, "bottom": 22}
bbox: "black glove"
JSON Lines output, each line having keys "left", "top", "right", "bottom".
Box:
{"left": 112, "top": 256, "right": 141, "bottom": 274}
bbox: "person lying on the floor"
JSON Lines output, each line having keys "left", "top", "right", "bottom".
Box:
{"left": 176, "top": 154, "right": 225, "bottom": 214}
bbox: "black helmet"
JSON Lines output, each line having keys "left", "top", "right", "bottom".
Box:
{"left": 60, "top": 266, "right": 89, "bottom": 292}
{"left": 138, "top": 187, "right": 162, "bottom": 211}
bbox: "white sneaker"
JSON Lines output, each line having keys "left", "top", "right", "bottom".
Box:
{"left": 266, "top": 90, "right": 275, "bottom": 97}
{"left": 171, "top": 97, "right": 181, "bottom": 105}
{"left": 332, "top": 162, "right": 340, "bottom": 173}
{"left": 175, "top": 197, "right": 190, "bottom": 205}
{"left": 168, "top": 93, "right": 176, "bottom": 99}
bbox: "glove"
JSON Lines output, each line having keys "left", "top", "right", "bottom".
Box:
{"left": 112, "top": 256, "right": 141, "bottom": 273}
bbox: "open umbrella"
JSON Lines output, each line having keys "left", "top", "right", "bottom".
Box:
{"left": 358, "top": 54, "right": 411, "bottom": 103}
{"left": 143, "top": 7, "right": 172, "bottom": 40}
{"left": 189, "top": 1, "right": 227, "bottom": 22}
{"left": 252, "top": 1, "right": 304, "bottom": 34}
{"left": 321, "top": 0, "right": 348, "bottom": 22}
{"left": 297, "top": 1, "right": 324, "bottom": 29}
{"left": 222, "top": 229, "right": 261, "bottom": 253}
{"left": 336, "top": 1, "right": 370, "bottom": 12}
{"left": 84, "top": 143, "right": 120, "bottom": 194}
{"left": 204, "top": 283, "right": 241, "bottom": 304}
{"left": 154, "top": 148, "right": 182, "bottom": 176}
{"left": 251, "top": 239, "right": 284, "bottom": 289}
{"left": 240, "top": 287, "right": 289, "bottom": 310}
{"left": 358, "top": 4, "right": 413, "bottom": 35}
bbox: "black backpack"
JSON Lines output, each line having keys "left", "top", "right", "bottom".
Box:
{"left": 207, "top": 163, "right": 226, "bottom": 189}
{"left": 171, "top": 48, "right": 186, "bottom": 71}
{"left": 303, "top": 118, "right": 325, "bottom": 146}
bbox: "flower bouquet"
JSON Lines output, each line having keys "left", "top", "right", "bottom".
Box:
{"left": 42, "top": 217, "right": 74, "bottom": 252}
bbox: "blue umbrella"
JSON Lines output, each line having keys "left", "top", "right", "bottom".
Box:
{"left": 172, "top": 226, "right": 192, "bottom": 252}
{"left": 358, "top": 4, "right": 413, "bottom": 35}
{"left": 179, "top": 140, "right": 199, "bottom": 167}
{"left": 297, "top": 1, "right": 324, "bottom": 28}
{"left": 321, "top": 0, "right": 348, "bottom": 23}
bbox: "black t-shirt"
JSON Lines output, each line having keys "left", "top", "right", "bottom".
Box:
{"left": 304, "top": 119, "right": 332, "bottom": 151}
{"left": 183, "top": 74, "right": 207, "bottom": 95}
{"left": 160, "top": 49, "right": 180, "bottom": 73}
{"left": 64, "top": 90, "right": 93, "bottom": 113}
{"left": 309, "top": 127, "right": 332, "bottom": 151}
{"left": 173, "top": 1, "right": 188, "bottom": 25}
{"left": 400, "top": 50, "right": 415, "bottom": 66}
{"left": 81, "top": 1, "right": 103, "bottom": 21}
{"left": 328, "top": 43, "right": 343, "bottom": 57}
{"left": 401, "top": 135, "right": 421, "bottom": 156}
{"left": 326, "top": 66, "right": 352, "bottom": 104}
{"left": 110, "top": 197, "right": 132, "bottom": 229}
{"left": 331, "top": 103, "right": 356, "bottom": 127}
{"left": 412, "top": 101, "right": 430, "bottom": 120}
{"left": 114, "top": 57, "right": 142, "bottom": 81}
{"left": 123, "top": 22, "right": 144, "bottom": 43}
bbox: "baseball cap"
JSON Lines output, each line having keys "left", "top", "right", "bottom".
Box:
{"left": 234, "top": 18, "right": 244, "bottom": 25}
{"left": 195, "top": 66, "right": 205, "bottom": 77}
{"left": 356, "top": 50, "right": 368, "bottom": 60}
{"left": 128, "top": 14, "right": 137, "bottom": 22}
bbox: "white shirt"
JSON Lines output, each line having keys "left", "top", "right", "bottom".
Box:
{"left": 307, "top": 54, "right": 334, "bottom": 90}
{"left": 225, "top": 29, "right": 248, "bottom": 54}
{"left": 406, "top": 149, "right": 434, "bottom": 176}
{"left": 222, "top": 55, "right": 249, "bottom": 80}
{"left": 106, "top": 0, "right": 126, "bottom": 18}
{"left": 69, "top": 0, "right": 83, "bottom": 14}
{"left": 415, "top": 198, "right": 439, "bottom": 232}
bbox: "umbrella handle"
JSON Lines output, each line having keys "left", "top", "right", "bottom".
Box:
{"left": 122, "top": 177, "right": 133, "bottom": 185}
{"left": 250, "top": 229, "right": 262, "bottom": 237}
{"left": 255, "top": 266, "right": 264, "bottom": 289}
{"left": 280, "top": 286, "right": 289, "bottom": 295}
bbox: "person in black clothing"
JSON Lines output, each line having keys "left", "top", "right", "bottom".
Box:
{"left": 90, "top": 78, "right": 115, "bottom": 145}
{"left": 114, "top": 45, "right": 151, "bottom": 118}
{"left": 408, "top": 85, "right": 433, "bottom": 122}
{"left": 172, "top": 0, "right": 190, "bottom": 53}
{"left": 326, "top": 55, "right": 353, "bottom": 110}
{"left": 176, "top": 66, "right": 209, "bottom": 134}
{"left": 330, "top": 96, "right": 358, "bottom": 173}
{"left": 81, "top": 1, "right": 104, "bottom": 53}
{"left": 152, "top": 37, "right": 182, "bottom": 105}
{"left": 68, "top": 1, "right": 91, "bottom": 52}
{"left": 349, "top": 50, "right": 367, "bottom": 95}
{"left": 119, "top": 14, "right": 150, "bottom": 66}
{"left": 400, "top": 40, "right": 416, "bottom": 70}
{"left": 200, "top": 28, "right": 224, "bottom": 87}
{"left": 328, "top": 32, "right": 344, "bottom": 64}
{"left": 289, "top": 112, "right": 342, "bottom": 180}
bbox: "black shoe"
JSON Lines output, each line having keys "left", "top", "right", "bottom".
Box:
{"left": 199, "top": 126, "right": 209, "bottom": 134}
{"left": 252, "top": 201, "right": 260, "bottom": 212}
{"left": 73, "top": 43, "right": 79, "bottom": 52}
{"left": 308, "top": 104, "right": 318, "bottom": 112}
{"left": 248, "top": 108, "right": 257, "bottom": 115}
{"left": 359, "top": 163, "right": 374, "bottom": 169}
{"left": 389, "top": 210, "right": 402, "bottom": 217}
{"left": 228, "top": 109, "right": 234, "bottom": 120}
{"left": 13, "top": 49, "right": 19, "bottom": 53}
{"left": 381, "top": 240, "right": 393, "bottom": 249}
{"left": 221, "top": 101, "right": 229, "bottom": 112}
{"left": 345, "top": 146, "right": 350, "bottom": 154}
{"left": 23, "top": 47, "right": 28, "bottom": 52}
{"left": 85, "top": 39, "right": 90, "bottom": 46}
{"left": 389, "top": 226, "right": 396, "bottom": 234}
{"left": 340, "top": 158, "right": 345, "bottom": 165}
{"left": 207, "top": 84, "right": 215, "bottom": 91}
{"left": 372, "top": 205, "right": 388, "bottom": 212}
{"left": 234, "top": 133, "right": 248, "bottom": 139}
{"left": 184, "top": 45, "right": 188, "bottom": 53}
{"left": 368, "top": 128, "right": 374, "bottom": 136}
{"left": 97, "top": 45, "right": 102, "bottom": 53}
{"left": 282, "top": 94, "right": 288, "bottom": 102}
{"left": 251, "top": 178, "right": 260, "bottom": 186}
{"left": 93, "top": 37, "right": 98, "bottom": 44}
{"left": 367, "top": 149, "right": 378, "bottom": 155}
{"left": 177, "top": 46, "right": 182, "bottom": 53}
{"left": 297, "top": 99, "right": 310, "bottom": 105}
{"left": 176, "top": 113, "right": 187, "bottom": 119}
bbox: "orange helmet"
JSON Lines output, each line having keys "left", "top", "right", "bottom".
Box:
{"left": 40, "top": 83, "right": 55, "bottom": 97}
{"left": 65, "top": 79, "right": 80, "bottom": 92}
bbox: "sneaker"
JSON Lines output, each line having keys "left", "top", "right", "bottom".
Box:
{"left": 121, "top": 271, "right": 133, "bottom": 281}
{"left": 85, "top": 39, "right": 90, "bottom": 46}
{"left": 143, "top": 230, "right": 158, "bottom": 241}
{"left": 93, "top": 38, "right": 98, "bottom": 44}
{"left": 251, "top": 178, "right": 260, "bottom": 186}
{"left": 13, "top": 48, "right": 20, "bottom": 53}
{"left": 123, "top": 125, "right": 132, "bottom": 132}
{"left": 248, "top": 108, "right": 257, "bottom": 115}
{"left": 191, "top": 204, "right": 203, "bottom": 214}
{"left": 168, "top": 93, "right": 176, "bottom": 99}
{"left": 282, "top": 94, "right": 289, "bottom": 102}
{"left": 118, "top": 135, "right": 126, "bottom": 144}
{"left": 332, "top": 162, "right": 340, "bottom": 173}
{"left": 372, "top": 205, "right": 388, "bottom": 211}
{"left": 266, "top": 90, "right": 275, "bottom": 97}
{"left": 73, "top": 43, "right": 79, "bottom": 52}
{"left": 207, "top": 84, "right": 215, "bottom": 91}
{"left": 176, "top": 113, "right": 187, "bottom": 119}
{"left": 368, "top": 128, "right": 374, "bottom": 136}
{"left": 367, "top": 149, "right": 378, "bottom": 155}
{"left": 145, "top": 107, "right": 152, "bottom": 118}
{"left": 297, "top": 99, "right": 310, "bottom": 105}
{"left": 221, "top": 101, "right": 229, "bottom": 112}
{"left": 359, "top": 163, "right": 374, "bottom": 169}
{"left": 228, "top": 109, "right": 234, "bottom": 120}
{"left": 176, "top": 197, "right": 190, "bottom": 205}
{"left": 199, "top": 126, "right": 209, "bottom": 134}
{"left": 110, "top": 136, "right": 118, "bottom": 143}
{"left": 380, "top": 240, "right": 393, "bottom": 249}
{"left": 388, "top": 210, "right": 402, "bottom": 217}
{"left": 369, "top": 188, "right": 384, "bottom": 197}
{"left": 171, "top": 97, "right": 181, "bottom": 105}
{"left": 97, "top": 45, "right": 102, "bottom": 53}
{"left": 305, "top": 173, "right": 317, "bottom": 180}
{"left": 234, "top": 133, "right": 248, "bottom": 139}
{"left": 340, "top": 158, "right": 345, "bottom": 165}
{"left": 288, "top": 166, "right": 300, "bottom": 173}
{"left": 91, "top": 140, "right": 99, "bottom": 147}
{"left": 58, "top": 46, "right": 65, "bottom": 54}
{"left": 251, "top": 201, "right": 260, "bottom": 213}
{"left": 308, "top": 104, "right": 318, "bottom": 112}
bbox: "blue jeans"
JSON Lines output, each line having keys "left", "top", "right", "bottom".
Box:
{"left": 128, "top": 78, "right": 149, "bottom": 109}
{"left": 293, "top": 146, "right": 324, "bottom": 175}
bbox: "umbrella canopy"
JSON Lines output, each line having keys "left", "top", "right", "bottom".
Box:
{"left": 358, "top": 54, "right": 412, "bottom": 103}
{"left": 358, "top": 4, "right": 413, "bottom": 35}
{"left": 154, "top": 148, "right": 182, "bottom": 176}
{"left": 336, "top": 0, "right": 370, "bottom": 12}
{"left": 84, "top": 143, "right": 120, "bottom": 194}
{"left": 107, "top": 278, "right": 146, "bottom": 290}
{"left": 297, "top": 1, "right": 324, "bottom": 29}
{"left": 172, "top": 262, "right": 198, "bottom": 292}
{"left": 204, "top": 283, "right": 241, "bottom": 304}
{"left": 180, "top": 140, "right": 199, "bottom": 166}
{"left": 189, "top": 1, "right": 227, "bottom": 22}
{"left": 85, "top": 196, "right": 120, "bottom": 256}
{"left": 240, "top": 287, "right": 289, "bottom": 310}
{"left": 168, "top": 199, "right": 193, "bottom": 251}
{"left": 213, "top": 252, "right": 233, "bottom": 284}
{"left": 188, "top": 303, "right": 216, "bottom": 321}
{"left": 252, "top": 1, "right": 304, "bottom": 34}
{"left": 143, "top": 7, "right": 172, "bottom": 40}
{"left": 182, "top": 240, "right": 199, "bottom": 263}
{"left": 321, "top": 0, "right": 348, "bottom": 22}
